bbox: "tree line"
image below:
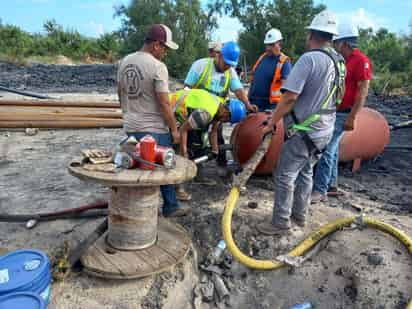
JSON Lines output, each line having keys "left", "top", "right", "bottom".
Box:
{"left": 0, "top": 0, "right": 411, "bottom": 95}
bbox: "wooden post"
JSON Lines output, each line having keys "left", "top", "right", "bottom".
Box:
{"left": 107, "top": 186, "right": 160, "bottom": 250}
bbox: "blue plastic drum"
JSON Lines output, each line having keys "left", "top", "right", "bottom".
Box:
{"left": 0, "top": 250, "right": 51, "bottom": 305}
{"left": 0, "top": 292, "right": 46, "bottom": 309}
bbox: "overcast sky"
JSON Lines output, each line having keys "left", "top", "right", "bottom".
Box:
{"left": 1, "top": 0, "right": 411, "bottom": 41}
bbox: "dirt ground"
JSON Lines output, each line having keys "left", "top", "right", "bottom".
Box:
{"left": 0, "top": 63, "right": 411, "bottom": 309}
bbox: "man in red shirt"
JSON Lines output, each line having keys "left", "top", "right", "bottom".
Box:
{"left": 312, "top": 22, "right": 373, "bottom": 202}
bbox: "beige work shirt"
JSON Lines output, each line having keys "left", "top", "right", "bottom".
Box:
{"left": 117, "top": 51, "right": 170, "bottom": 133}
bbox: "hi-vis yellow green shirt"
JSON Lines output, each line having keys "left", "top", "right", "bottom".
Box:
{"left": 169, "top": 89, "right": 221, "bottom": 129}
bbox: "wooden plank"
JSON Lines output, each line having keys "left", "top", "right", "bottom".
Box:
{"left": 0, "top": 119, "right": 122, "bottom": 128}
{"left": 0, "top": 105, "right": 121, "bottom": 114}
{"left": 0, "top": 107, "right": 122, "bottom": 120}
{"left": 0, "top": 99, "right": 120, "bottom": 108}
{"left": 0, "top": 114, "right": 122, "bottom": 121}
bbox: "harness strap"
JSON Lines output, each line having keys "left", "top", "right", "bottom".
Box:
{"left": 194, "top": 59, "right": 212, "bottom": 89}
{"left": 300, "top": 133, "right": 322, "bottom": 155}
{"left": 289, "top": 48, "right": 343, "bottom": 133}
{"left": 195, "top": 58, "right": 230, "bottom": 98}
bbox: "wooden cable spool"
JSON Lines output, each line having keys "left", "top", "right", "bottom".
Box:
{"left": 68, "top": 156, "right": 197, "bottom": 279}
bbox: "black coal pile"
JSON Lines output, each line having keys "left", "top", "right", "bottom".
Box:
{"left": 0, "top": 62, "right": 117, "bottom": 93}
{"left": 367, "top": 94, "right": 412, "bottom": 126}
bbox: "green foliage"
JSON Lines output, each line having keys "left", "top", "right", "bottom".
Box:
{"left": 115, "top": 0, "right": 218, "bottom": 78}
{"left": 359, "top": 28, "right": 412, "bottom": 96}
{"left": 0, "top": 23, "right": 32, "bottom": 61}
{"left": 0, "top": 19, "right": 122, "bottom": 63}
{"left": 213, "top": 0, "right": 325, "bottom": 64}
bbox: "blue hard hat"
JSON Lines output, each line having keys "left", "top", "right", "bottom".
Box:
{"left": 221, "top": 41, "right": 240, "bottom": 67}
{"left": 228, "top": 99, "right": 246, "bottom": 124}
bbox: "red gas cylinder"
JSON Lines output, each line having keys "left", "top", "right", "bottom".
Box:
{"left": 230, "top": 112, "right": 284, "bottom": 175}
{"left": 139, "top": 135, "right": 157, "bottom": 170}
{"left": 231, "top": 108, "right": 390, "bottom": 175}
{"left": 339, "top": 107, "right": 390, "bottom": 162}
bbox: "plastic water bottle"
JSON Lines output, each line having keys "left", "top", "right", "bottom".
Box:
{"left": 290, "top": 302, "right": 312, "bottom": 309}
{"left": 209, "top": 240, "right": 226, "bottom": 265}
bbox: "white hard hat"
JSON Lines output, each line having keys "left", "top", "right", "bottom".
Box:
{"left": 264, "top": 28, "right": 283, "bottom": 44}
{"left": 333, "top": 23, "right": 359, "bottom": 41}
{"left": 306, "top": 10, "right": 338, "bottom": 36}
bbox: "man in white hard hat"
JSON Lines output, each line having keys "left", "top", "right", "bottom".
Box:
{"left": 257, "top": 11, "right": 346, "bottom": 235}
{"left": 249, "top": 28, "right": 292, "bottom": 111}
{"left": 208, "top": 41, "right": 222, "bottom": 58}
{"left": 312, "top": 22, "right": 373, "bottom": 202}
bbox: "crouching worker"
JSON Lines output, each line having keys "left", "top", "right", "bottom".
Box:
{"left": 169, "top": 88, "right": 246, "bottom": 199}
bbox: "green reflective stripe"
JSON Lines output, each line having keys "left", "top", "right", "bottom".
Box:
{"left": 338, "top": 62, "right": 345, "bottom": 77}
{"left": 195, "top": 58, "right": 230, "bottom": 98}
{"left": 195, "top": 59, "right": 213, "bottom": 89}
{"left": 292, "top": 114, "right": 319, "bottom": 132}
{"left": 222, "top": 70, "right": 230, "bottom": 97}
{"left": 174, "top": 89, "right": 221, "bottom": 123}
{"left": 291, "top": 124, "right": 314, "bottom": 132}
{"left": 322, "top": 85, "right": 337, "bottom": 108}
{"left": 291, "top": 85, "right": 336, "bottom": 132}
{"left": 290, "top": 46, "right": 345, "bottom": 133}
{"left": 205, "top": 60, "right": 214, "bottom": 90}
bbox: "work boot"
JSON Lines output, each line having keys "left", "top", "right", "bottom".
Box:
{"left": 163, "top": 205, "right": 191, "bottom": 218}
{"left": 291, "top": 215, "right": 306, "bottom": 228}
{"left": 176, "top": 185, "right": 192, "bottom": 201}
{"left": 311, "top": 191, "right": 327, "bottom": 204}
{"left": 256, "top": 221, "right": 290, "bottom": 236}
{"left": 327, "top": 186, "right": 345, "bottom": 197}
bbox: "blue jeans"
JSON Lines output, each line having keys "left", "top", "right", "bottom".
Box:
{"left": 125, "top": 132, "right": 180, "bottom": 215}
{"left": 313, "top": 113, "right": 347, "bottom": 194}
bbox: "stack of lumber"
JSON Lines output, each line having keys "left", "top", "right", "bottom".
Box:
{"left": 0, "top": 100, "right": 123, "bottom": 129}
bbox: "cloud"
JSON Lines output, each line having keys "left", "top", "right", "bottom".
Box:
{"left": 337, "top": 8, "right": 388, "bottom": 31}
{"left": 212, "top": 16, "right": 243, "bottom": 42}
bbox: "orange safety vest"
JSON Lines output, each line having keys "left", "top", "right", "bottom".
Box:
{"left": 251, "top": 52, "right": 289, "bottom": 104}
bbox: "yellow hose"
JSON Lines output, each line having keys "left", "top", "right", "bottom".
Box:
{"left": 222, "top": 187, "right": 412, "bottom": 305}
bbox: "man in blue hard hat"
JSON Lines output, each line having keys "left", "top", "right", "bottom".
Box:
{"left": 185, "top": 41, "right": 256, "bottom": 112}
{"left": 183, "top": 41, "right": 257, "bottom": 169}
{"left": 169, "top": 89, "right": 246, "bottom": 159}
{"left": 170, "top": 88, "right": 246, "bottom": 200}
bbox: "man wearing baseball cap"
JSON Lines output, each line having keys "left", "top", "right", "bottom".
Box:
{"left": 117, "top": 24, "right": 190, "bottom": 217}
{"left": 208, "top": 41, "right": 222, "bottom": 58}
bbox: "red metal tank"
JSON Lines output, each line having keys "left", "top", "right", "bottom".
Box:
{"left": 231, "top": 108, "right": 390, "bottom": 175}
{"left": 339, "top": 107, "right": 390, "bottom": 162}
{"left": 230, "top": 112, "right": 284, "bottom": 175}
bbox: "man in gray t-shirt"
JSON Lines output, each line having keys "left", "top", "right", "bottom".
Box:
{"left": 257, "top": 11, "right": 344, "bottom": 235}
{"left": 117, "top": 24, "right": 190, "bottom": 218}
